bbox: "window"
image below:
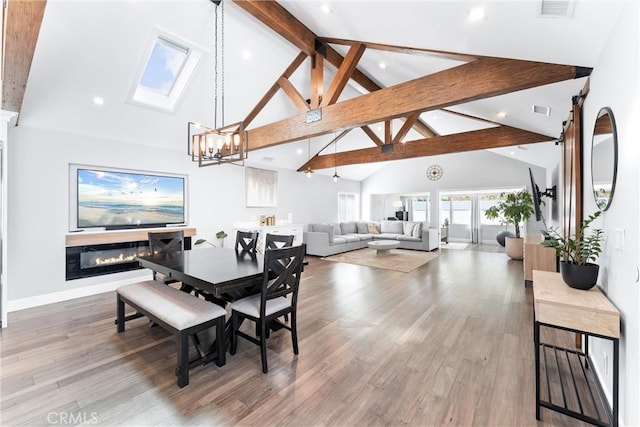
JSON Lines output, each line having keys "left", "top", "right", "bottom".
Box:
{"left": 129, "top": 28, "right": 204, "bottom": 113}
{"left": 139, "top": 38, "right": 188, "bottom": 96}
{"left": 338, "top": 192, "right": 358, "bottom": 222}
{"left": 409, "top": 195, "right": 429, "bottom": 222}
{"left": 479, "top": 192, "right": 505, "bottom": 225}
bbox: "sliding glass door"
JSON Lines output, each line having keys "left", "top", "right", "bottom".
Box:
{"left": 440, "top": 190, "right": 519, "bottom": 244}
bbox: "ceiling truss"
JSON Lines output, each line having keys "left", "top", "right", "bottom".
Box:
{"left": 233, "top": 0, "right": 591, "bottom": 171}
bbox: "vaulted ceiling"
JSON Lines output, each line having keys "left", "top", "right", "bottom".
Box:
{"left": 2, "top": 0, "right": 626, "bottom": 180}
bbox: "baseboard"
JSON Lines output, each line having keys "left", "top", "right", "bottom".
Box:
{"left": 6, "top": 273, "right": 151, "bottom": 313}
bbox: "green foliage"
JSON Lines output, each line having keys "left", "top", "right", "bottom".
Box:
{"left": 483, "top": 190, "right": 534, "bottom": 238}
{"left": 541, "top": 211, "right": 604, "bottom": 265}
{"left": 215, "top": 230, "right": 228, "bottom": 239}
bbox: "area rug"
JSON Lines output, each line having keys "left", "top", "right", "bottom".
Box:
{"left": 441, "top": 242, "right": 469, "bottom": 250}
{"left": 322, "top": 248, "right": 439, "bottom": 272}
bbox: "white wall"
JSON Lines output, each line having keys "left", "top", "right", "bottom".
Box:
{"left": 580, "top": 1, "right": 640, "bottom": 424}
{"left": 6, "top": 125, "right": 359, "bottom": 307}
{"left": 361, "top": 149, "right": 548, "bottom": 235}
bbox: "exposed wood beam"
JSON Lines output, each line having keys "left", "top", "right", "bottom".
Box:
{"left": 300, "top": 126, "right": 551, "bottom": 170}
{"left": 410, "top": 119, "right": 438, "bottom": 138}
{"left": 233, "top": 0, "right": 437, "bottom": 138}
{"left": 278, "top": 76, "right": 309, "bottom": 112}
{"left": 310, "top": 54, "right": 323, "bottom": 108}
{"left": 242, "top": 51, "right": 307, "bottom": 129}
{"left": 319, "top": 37, "right": 479, "bottom": 62}
{"left": 321, "top": 43, "right": 366, "bottom": 107}
{"left": 442, "top": 108, "right": 505, "bottom": 127}
{"left": 361, "top": 125, "right": 383, "bottom": 147}
{"left": 392, "top": 113, "right": 420, "bottom": 144}
{"left": 2, "top": 0, "right": 47, "bottom": 113}
{"left": 248, "top": 57, "right": 588, "bottom": 151}
{"left": 233, "top": 0, "right": 316, "bottom": 55}
{"left": 384, "top": 120, "right": 392, "bottom": 145}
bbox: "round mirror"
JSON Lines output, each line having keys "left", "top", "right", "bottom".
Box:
{"left": 591, "top": 107, "right": 618, "bottom": 211}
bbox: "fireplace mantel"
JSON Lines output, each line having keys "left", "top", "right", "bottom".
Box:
{"left": 65, "top": 226, "right": 197, "bottom": 246}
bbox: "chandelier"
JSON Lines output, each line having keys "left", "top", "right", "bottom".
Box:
{"left": 187, "top": 0, "right": 246, "bottom": 167}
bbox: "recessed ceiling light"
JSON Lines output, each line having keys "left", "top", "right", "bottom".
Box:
{"left": 378, "top": 62, "right": 387, "bottom": 70}
{"left": 241, "top": 50, "right": 251, "bottom": 60}
{"left": 510, "top": 151, "right": 515, "bottom": 156}
{"left": 93, "top": 96, "right": 104, "bottom": 106}
{"left": 377, "top": 126, "right": 383, "bottom": 131}
{"left": 496, "top": 111, "right": 506, "bottom": 118}
{"left": 320, "top": 4, "right": 332, "bottom": 14}
{"left": 296, "top": 148, "right": 303, "bottom": 155}
{"left": 468, "top": 7, "right": 486, "bottom": 22}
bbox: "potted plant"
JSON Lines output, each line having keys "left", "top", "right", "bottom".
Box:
{"left": 541, "top": 211, "right": 603, "bottom": 290}
{"left": 484, "top": 190, "right": 534, "bottom": 259}
{"left": 216, "top": 230, "right": 228, "bottom": 248}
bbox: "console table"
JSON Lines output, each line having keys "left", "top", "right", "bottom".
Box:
{"left": 533, "top": 270, "right": 619, "bottom": 427}
{"left": 524, "top": 233, "right": 556, "bottom": 285}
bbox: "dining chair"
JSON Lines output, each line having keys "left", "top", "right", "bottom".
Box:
{"left": 236, "top": 230, "right": 259, "bottom": 253}
{"left": 264, "top": 233, "right": 295, "bottom": 322}
{"left": 148, "top": 230, "right": 184, "bottom": 283}
{"left": 264, "top": 233, "right": 294, "bottom": 250}
{"left": 229, "top": 244, "right": 306, "bottom": 373}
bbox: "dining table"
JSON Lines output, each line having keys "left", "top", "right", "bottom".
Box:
{"left": 136, "top": 246, "right": 265, "bottom": 302}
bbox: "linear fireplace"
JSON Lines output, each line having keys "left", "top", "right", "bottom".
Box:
{"left": 66, "top": 241, "right": 151, "bottom": 280}
{"left": 65, "top": 227, "right": 195, "bottom": 280}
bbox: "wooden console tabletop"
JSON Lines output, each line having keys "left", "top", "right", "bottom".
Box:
{"left": 533, "top": 269, "right": 619, "bottom": 427}
{"left": 65, "top": 226, "right": 197, "bottom": 246}
{"left": 533, "top": 270, "right": 619, "bottom": 338}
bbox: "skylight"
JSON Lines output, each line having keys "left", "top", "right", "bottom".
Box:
{"left": 139, "top": 38, "right": 188, "bottom": 96}
{"left": 129, "top": 28, "right": 204, "bottom": 113}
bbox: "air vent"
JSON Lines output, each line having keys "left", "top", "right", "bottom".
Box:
{"left": 532, "top": 105, "right": 551, "bottom": 116}
{"left": 539, "top": 0, "right": 575, "bottom": 18}
{"left": 261, "top": 156, "right": 275, "bottom": 163}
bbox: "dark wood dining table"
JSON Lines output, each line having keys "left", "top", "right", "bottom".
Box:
{"left": 136, "top": 247, "right": 265, "bottom": 301}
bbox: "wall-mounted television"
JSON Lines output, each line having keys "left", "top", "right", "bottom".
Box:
{"left": 529, "top": 167, "right": 556, "bottom": 223}
{"left": 70, "top": 165, "right": 187, "bottom": 230}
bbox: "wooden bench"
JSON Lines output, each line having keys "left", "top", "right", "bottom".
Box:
{"left": 116, "top": 280, "right": 226, "bottom": 388}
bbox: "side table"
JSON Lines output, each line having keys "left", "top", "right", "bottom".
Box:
{"left": 533, "top": 270, "right": 619, "bottom": 427}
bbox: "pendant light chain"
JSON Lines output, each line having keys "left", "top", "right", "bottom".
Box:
{"left": 221, "top": 0, "right": 225, "bottom": 128}
{"left": 213, "top": 3, "right": 219, "bottom": 129}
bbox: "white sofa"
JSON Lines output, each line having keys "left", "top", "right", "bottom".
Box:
{"left": 303, "top": 220, "right": 439, "bottom": 257}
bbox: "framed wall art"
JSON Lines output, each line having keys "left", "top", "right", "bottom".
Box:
{"left": 245, "top": 166, "right": 277, "bottom": 207}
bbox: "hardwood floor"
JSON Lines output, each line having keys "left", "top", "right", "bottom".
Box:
{"left": 1, "top": 247, "right": 590, "bottom": 426}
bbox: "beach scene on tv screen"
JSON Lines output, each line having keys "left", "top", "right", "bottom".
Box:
{"left": 78, "top": 169, "right": 185, "bottom": 228}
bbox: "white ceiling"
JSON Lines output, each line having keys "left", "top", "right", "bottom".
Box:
{"left": 19, "top": 0, "right": 626, "bottom": 180}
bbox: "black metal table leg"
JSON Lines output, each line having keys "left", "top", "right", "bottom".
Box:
{"left": 535, "top": 320, "right": 541, "bottom": 420}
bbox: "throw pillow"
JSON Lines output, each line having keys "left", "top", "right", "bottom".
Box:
{"left": 367, "top": 223, "right": 380, "bottom": 235}
{"left": 381, "top": 220, "right": 403, "bottom": 234}
{"left": 412, "top": 222, "right": 423, "bottom": 238}
{"left": 356, "top": 222, "right": 369, "bottom": 234}
{"left": 313, "top": 224, "right": 335, "bottom": 243}
{"left": 341, "top": 221, "right": 357, "bottom": 234}
{"left": 403, "top": 221, "right": 417, "bottom": 236}
{"left": 331, "top": 223, "right": 342, "bottom": 236}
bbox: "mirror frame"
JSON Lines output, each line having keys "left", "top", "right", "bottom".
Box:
{"left": 591, "top": 107, "right": 618, "bottom": 212}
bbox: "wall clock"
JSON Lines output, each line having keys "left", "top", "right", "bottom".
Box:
{"left": 426, "top": 165, "right": 443, "bottom": 181}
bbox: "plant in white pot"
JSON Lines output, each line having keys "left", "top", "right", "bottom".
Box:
{"left": 215, "top": 230, "right": 228, "bottom": 248}
{"left": 484, "top": 190, "right": 534, "bottom": 260}
{"left": 541, "top": 211, "right": 604, "bottom": 290}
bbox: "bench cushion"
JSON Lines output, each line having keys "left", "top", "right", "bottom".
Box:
{"left": 117, "top": 280, "right": 226, "bottom": 331}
